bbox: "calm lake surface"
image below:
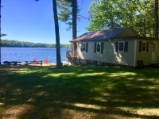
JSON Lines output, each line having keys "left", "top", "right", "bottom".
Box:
{"left": 1, "top": 47, "right": 70, "bottom": 64}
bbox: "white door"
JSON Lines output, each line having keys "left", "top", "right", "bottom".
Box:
{"left": 152, "top": 42, "right": 156, "bottom": 63}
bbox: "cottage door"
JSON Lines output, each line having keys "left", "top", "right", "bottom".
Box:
{"left": 152, "top": 42, "right": 156, "bottom": 63}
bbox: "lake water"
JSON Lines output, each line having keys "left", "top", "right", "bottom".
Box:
{"left": 1, "top": 47, "right": 71, "bottom": 64}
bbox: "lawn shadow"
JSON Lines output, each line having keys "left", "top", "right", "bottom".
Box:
{"left": 0, "top": 66, "right": 159, "bottom": 119}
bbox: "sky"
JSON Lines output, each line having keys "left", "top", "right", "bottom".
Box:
{"left": 2, "top": 0, "right": 91, "bottom": 44}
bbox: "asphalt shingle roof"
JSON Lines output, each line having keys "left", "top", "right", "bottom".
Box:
{"left": 71, "top": 27, "right": 129, "bottom": 42}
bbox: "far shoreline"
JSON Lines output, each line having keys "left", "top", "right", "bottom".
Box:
{"left": 1, "top": 47, "right": 71, "bottom": 48}
{"left": 1, "top": 39, "right": 71, "bottom": 48}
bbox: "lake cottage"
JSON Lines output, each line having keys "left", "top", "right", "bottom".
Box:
{"left": 66, "top": 27, "right": 159, "bottom": 67}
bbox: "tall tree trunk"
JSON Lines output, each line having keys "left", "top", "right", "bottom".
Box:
{"left": 52, "top": 0, "right": 62, "bottom": 68}
{"left": 72, "top": 0, "right": 77, "bottom": 39}
{"left": 154, "top": 0, "right": 158, "bottom": 38}
{"left": 0, "top": 0, "right": 1, "bottom": 65}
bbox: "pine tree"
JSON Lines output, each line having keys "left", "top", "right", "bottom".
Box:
{"left": 58, "top": 0, "right": 78, "bottom": 39}
{"left": 36, "top": 0, "right": 62, "bottom": 68}
{"left": 0, "top": 0, "right": 1, "bottom": 65}
{"left": 52, "top": 0, "right": 62, "bottom": 68}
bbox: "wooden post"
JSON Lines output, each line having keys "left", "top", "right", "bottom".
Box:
{"left": 71, "top": 43, "right": 74, "bottom": 57}
{"left": 73, "top": 43, "right": 75, "bottom": 57}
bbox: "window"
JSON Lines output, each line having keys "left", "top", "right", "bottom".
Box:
{"left": 115, "top": 41, "right": 128, "bottom": 52}
{"left": 141, "top": 42, "right": 146, "bottom": 51}
{"left": 81, "top": 42, "right": 88, "bottom": 52}
{"left": 139, "top": 41, "right": 149, "bottom": 52}
{"left": 81, "top": 43, "right": 85, "bottom": 52}
{"left": 119, "top": 42, "right": 124, "bottom": 52}
{"left": 96, "top": 42, "right": 101, "bottom": 52}
{"left": 94, "top": 42, "right": 104, "bottom": 53}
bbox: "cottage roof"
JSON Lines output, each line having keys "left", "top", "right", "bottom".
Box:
{"left": 70, "top": 27, "right": 139, "bottom": 42}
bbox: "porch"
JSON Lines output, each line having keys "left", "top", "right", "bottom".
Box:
{"left": 66, "top": 50, "right": 78, "bottom": 65}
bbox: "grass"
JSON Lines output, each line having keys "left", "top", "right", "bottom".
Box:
{"left": 0, "top": 65, "right": 159, "bottom": 119}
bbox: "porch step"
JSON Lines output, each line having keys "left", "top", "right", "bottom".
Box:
{"left": 67, "top": 57, "right": 78, "bottom": 65}
{"left": 66, "top": 51, "right": 78, "bottom": 65}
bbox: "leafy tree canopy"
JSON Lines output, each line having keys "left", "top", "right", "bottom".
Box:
{"left": 87, "top": 0, "right": 159, "bottom": 37}
{"left": 57, "top": 0, "right": 79, "bottom": 31}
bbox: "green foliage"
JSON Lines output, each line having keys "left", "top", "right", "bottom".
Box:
{"left": 87, "top": 0, "right": 159, "bottom": 37}
{"left": 58, "top": 0, "right": 71, "bottom": 22}
{"left": 57, "top": 0, "right": 73, "bottom": 29}
{"left": 57, "top": 0, "right": 78, "bottom": 33}
{"left": 1, "top": 39, "right": 71, "bottom": 48}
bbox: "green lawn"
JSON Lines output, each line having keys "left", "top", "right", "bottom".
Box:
{"left": 0, "top": 66, "right": 159, "bottom": 119}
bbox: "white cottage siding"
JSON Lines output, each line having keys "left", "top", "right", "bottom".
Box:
{"left": 77, "top": 42, "right": 104, "bottom": 61}
{"left": 70, "top": 28, "right": 159, "bottom": 66}
{"left": 110, "top": 40, "right": 135, "bottom": 66}
{"left": 77, "top": 39, "right": 135, "bottom": 66}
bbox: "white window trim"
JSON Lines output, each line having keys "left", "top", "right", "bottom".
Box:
{"left": 81, "top": 42, "right": 86, "bottom": 52}
{"left": 96, "top": 42, "right": 101, "bottom": 53}
{"left": 118, "top": 41, "right": 125, "bottom": 52}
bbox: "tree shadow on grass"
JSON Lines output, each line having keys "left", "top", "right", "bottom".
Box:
{"left": 0, "top": 66, "right": 159, "bottom": 119}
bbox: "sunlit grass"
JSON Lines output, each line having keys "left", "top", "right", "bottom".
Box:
{"left": 117, "top": 107, "right": 159, "bottom": 117}
{"left": 43, "top": 72, "right": 75, "bottom": 78}
{"left": 77, "top": 72, "right": 105, "bottom": 77}
{"left": 0, "top": 66, "right": 159, "bottom": 119}
{"left": 108, "top": 72, "right": 136, "bottom": 77}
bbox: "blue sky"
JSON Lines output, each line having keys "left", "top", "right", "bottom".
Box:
{"left": 2, "top": 0, "right": 91, "bottom": 44}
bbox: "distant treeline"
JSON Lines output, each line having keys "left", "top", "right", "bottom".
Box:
{"left": 1, "top": 39, "right": 71, "bottom": 48}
